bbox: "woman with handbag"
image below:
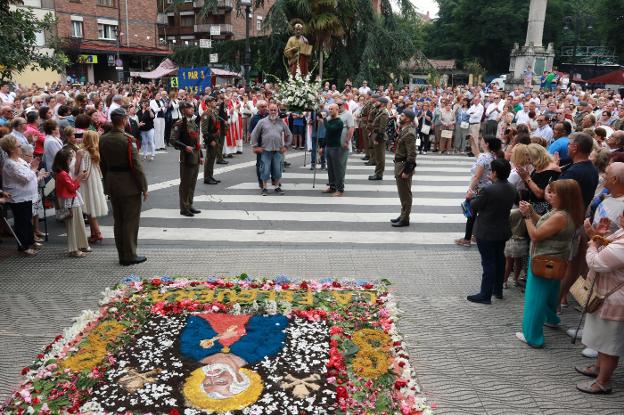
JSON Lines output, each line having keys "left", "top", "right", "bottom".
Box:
{"left": 574, "top": 210, "right": 624, "bottom": 394}
{"left": 53, "top": 148, "right": 90, "bottom": 258}
{"left": 516, "top": 179, "right": 585, "bottom": 348}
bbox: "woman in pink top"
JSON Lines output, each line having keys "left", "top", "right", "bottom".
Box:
{"left": 577, "top": 211, "right": 624, "bottom": 394}
{"left": 24, "top": 110, "right": 45, "bottom": 158}
{"left": 92, "top": 99, "right": 108, "bottom": 130}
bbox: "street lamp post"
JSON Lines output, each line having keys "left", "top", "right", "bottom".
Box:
{"left": 240, "top": 0, "right": 252, "bottom": 87}
{"left": 563, "top": 14, "right": 593, "bottom": 66}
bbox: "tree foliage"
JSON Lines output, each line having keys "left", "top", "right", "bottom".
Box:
{"left": 172, "top": 0, "right": 425, "bottom": 85}
{"left": 424, "top": 0, "right": 622, "bottom": 75}
{"left": 0, "top": 0, "right": 68, "bottom": 81}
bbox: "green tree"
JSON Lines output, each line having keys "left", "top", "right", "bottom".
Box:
{"left": 0, "top": 0, "right": 68, "bottom": 81}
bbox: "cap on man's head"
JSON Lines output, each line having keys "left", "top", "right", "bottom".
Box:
{"left": 110, "top": 107, "right": 127, "bottom": 118}
{"left": 402, "top": 110, "right": 416, "bottom": 121}
{"left": 377, "top": 97, "right": 389, "bottom": 104}
{"left": 579, "top": 101, "right": 589, "bottom": 107}
{"left": 371, "top": 94, "right": 380, "bottom": 99}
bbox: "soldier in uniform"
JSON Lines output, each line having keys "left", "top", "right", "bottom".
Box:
{"left": 359, "top": 92, "right": 373, "bottom": 161}
{"left": 99, "top": 107, "right": 149, "bottom": 266}
{"left": 171, "top": 102, "right": 203, "bottom": 217}
{"left": 391, "top": 110, "right": 418, "bottom": 227}
{"left": 216, "top": 94, "right": 229, "bottom": 164}
{"left": 368, "top": 97, "right": 389, "bottom": 181}
{"left": 364, "top": 95, "right": 379, "bottom": 166}
{"left": 200, "top": 96, "right": 220, "bottom": 185}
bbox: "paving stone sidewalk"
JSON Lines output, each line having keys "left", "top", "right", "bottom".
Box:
{"left": 0, "top": 244, "right": 622, "bottom": 414}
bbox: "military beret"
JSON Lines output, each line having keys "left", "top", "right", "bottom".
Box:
{"left": 579, "top": 101, "right": 589, "bottom": 107}
{"left": 402, "top": 109, "right": 416, "bottom": 120}
{"left": 371, "top": 94, "right": 380, "bottom": 99}
{"left": 179, "top": 102, "right": 192, "bottom": 109}
{"left": 204, "top": 96, "right": 215, "bottom": 102}
{"left": 377, "top": 97, "right": 389, "bottom": 104}
{"left": 110, "top": 107, "right": 127, "bottom": 118}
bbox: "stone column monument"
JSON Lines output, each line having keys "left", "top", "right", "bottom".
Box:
{"left": 507, "top": 0, "right": 555, "bottom": 90}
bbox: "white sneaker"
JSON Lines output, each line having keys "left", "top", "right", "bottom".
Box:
{"left": 582, "top": 348, "right": 598, "bottom": 358}
{"left": 515, "top": 332, "right": 528, "bottom": 344}
{"left": 567, "top": 328, "right": 582, "bottom": 338}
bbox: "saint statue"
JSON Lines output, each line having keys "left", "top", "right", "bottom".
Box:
{"left": 284, "top": 23, "right": 313, "bottom": 76}
{"left": 179, "top": 313, "right": 288, "bottom": 411}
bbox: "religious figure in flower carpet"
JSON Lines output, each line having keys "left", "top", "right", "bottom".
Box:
{"left": 179, "top": 313, "right": 288, "bottom": 411}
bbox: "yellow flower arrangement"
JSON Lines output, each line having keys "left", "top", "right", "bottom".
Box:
{"left": 61, "top": 321, "right": 125, "bottom": 373}
{"left": 352, "top": 328, "right": 392, "bottom": 352}
{"left": 352, "top": 350, "right": 390, "bottom": 379}
{"left": 183, "top": 367, "right": 263, "bottom": 412}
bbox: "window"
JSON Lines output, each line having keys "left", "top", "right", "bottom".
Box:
{"left": 98, "top": 23, "right": 117, "bottom": 40}
{"left": 71, "top": 20, "right": 83, "bottom": 38}
{"left": 256, "top": 16, "right": 263, "bottom": 31}
{"left": 97, "top": 0, "right": 116, "bottom": 6}
{"left": 35, "top": 31, "right": 45, "bottom": 47}
{"left": 167, "top": 15, "right": 175, "bottom": 26}
{"left": 180, "top": 15, "right": 195, "bottom": 27}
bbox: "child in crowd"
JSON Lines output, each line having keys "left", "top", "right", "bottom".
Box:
{"left": 504, "top": 209, "right": 529, "bottom": 288}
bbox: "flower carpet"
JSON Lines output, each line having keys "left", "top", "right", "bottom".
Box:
{"left": 1, "top": 275, "right": 433, "bottom": 415}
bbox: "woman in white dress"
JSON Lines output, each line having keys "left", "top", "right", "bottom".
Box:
{"left": 150, "top": 92, "right": 166, "bottom": 151}
{"left": 74, "top": 130, "right": 108, "bottom": 243}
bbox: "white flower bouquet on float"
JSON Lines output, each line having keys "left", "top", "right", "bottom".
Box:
{"left": 273, "top": 66, "right": 323, "bottom": 114}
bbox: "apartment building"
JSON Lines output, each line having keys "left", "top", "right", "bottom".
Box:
{"left": 157, "top": 0, "right": 274, "bottom": 48}
{"left": 55, "top": 0, "right": 171, "bottom": 82}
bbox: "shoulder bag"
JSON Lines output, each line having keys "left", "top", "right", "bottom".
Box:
{"left": 531, "top": 242, "right": 568, "bottom": 280}
{"left": 585, "top": 273, "right": 624, "bottom": 313}
{"left": 420, "top": 124, "right": 431, "bottom": 135}
{"left": 56, "top": 196, "right": 75, "bottom": 220}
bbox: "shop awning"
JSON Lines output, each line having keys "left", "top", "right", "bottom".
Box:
{"left": 211, "top": 68, "right": 241, "bottom": 77}
{"left": 131, "top": 58, "right": 178, "bottom": 79}
{"left": 586, "top": 68, "right": 624, "bottom": 85}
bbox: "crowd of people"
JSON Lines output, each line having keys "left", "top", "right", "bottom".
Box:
{"left": 1, "top": 74, "right": 624, "bottom": 394}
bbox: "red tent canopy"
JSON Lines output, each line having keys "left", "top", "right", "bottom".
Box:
{"left": 586, "top": 69, "right": 624, "bottom": 85}
{"left": 132, "top": 58, "right": 178, "bottom": 79}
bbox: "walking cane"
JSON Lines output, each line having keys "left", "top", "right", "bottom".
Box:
{"left": 40, "top": 184, "right": 49, "bottom": 242}
{"left": 2, "top": 217, "right": 24, "bottom": 249}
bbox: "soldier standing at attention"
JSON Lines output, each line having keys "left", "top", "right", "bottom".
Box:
{"left": 201, "top": 96, "right": 220, "bottom": 185}
{"left": 99, "top": 107, "right": 149, "bottom": 266}
{"left": 171, "top": 102, "right": 203, "bottom": 217}
{"left": 368, "top": 97, "right": 389, "bottom": 181}
{"left": 364, "top": 95, "right": 379, "bottom": 166}
{"left": 391, "top": 110, "right": 418, "bottom": 227}
{"left": 359, "top": 92, "right": 373, "bottom": 161}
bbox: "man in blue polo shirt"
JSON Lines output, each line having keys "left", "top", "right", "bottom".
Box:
{"left": 547, "top": 121, "right": 572, "bottom": 166}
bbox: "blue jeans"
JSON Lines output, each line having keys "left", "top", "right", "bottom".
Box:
{"left": 260, "top": 150, "right": 283, "bottom": 184}
{"left": 476, "top": 239, "right": 506, "bottom": 300}
{"left": 311, "top": 135, "right": 326, "bottom": 165}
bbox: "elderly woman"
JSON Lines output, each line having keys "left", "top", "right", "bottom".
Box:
{"left": 0, "top": 135, "right": 47, "bottom": 256}
{"left": 576, "top": 210, "right": 624, "bottom": 394}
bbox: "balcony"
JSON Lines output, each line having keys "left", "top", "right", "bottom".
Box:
{"left": 194, "top": 23, "right": 233, "bottom": 36}
{"left": 157, "top": 13, "right": 167, "bottom": 25}
{"left": 193, "top": 0, "right": 233, "bottom": 10}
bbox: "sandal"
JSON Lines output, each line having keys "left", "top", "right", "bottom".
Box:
{"left": 576, "top": 379, "right": 612, "bottom": 394}
{"left": 69, "top": 251, "right": 86, "bottom": 258}
{"left": 575, "top": 365, "right": 599, "bottom": 378}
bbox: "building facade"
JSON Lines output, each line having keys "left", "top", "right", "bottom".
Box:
{"left": 157, "top": 0, "right": 274, "bottom": 48}
{"left": 55, "top": 0, "right": 171, "bottom": 82}
{"left": 10, "top": 0, "right": 59, "bottom": 86}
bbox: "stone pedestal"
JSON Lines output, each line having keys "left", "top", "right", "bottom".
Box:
{"left": 506, "top": 0, "right": 555, "bottom": 90}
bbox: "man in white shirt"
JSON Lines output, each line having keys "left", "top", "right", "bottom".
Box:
{"left": 107, "top": 95, "right": 123, "bottom": 121}
{"left": 0, "top": 83, "right": 15, "bottom": 104}
{"left": 358, "top": 81, "right": 371, "bottom": 96}
{"left": 10, "top": 118, "right": 30, "bottom": 148}
{"left": 484, "top": 95, "right": 501, "bottom": 138}
{"left": 467, "top": 96, "right": 484, "bottom": 156}
{"left": 53, "top": 93, "right": 67, "bottom": 118}
{"left": 515, "top": 103, "right": 531, "bottom": 125}
{"left": 533, "top": 115, "right": 554, "bottom": 145}
{"left": 338, "top": 98, "right": 355, "bottom": 153}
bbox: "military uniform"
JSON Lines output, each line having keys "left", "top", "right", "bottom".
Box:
{"left": 370, "top": 105, "right": 389, "bottom": 178}
{"left": 359, "top": 101, "right": 373, "bottom": 158}
{"left": 393, "top": 123, "right": 417, "bottom": 226}
{"left": 574, "top": 110, "right": 589, "bottom": 131}
{"left": 216, "top": 102, "right": 228, "bottom": 163}
{"left": 171, "top": 115, "right": 203, "bottom": 215}
{"left": 365, "top": 104, "right": 379, "bottom": 165}
{"left": 99, "top": 126, "right": 148, "bottom": 264}
{"left": 201, "top": 105, "right": 220, "bottom": 184}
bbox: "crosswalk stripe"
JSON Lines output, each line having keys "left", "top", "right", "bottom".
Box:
{"left": 347, "top": 155, "right": 474, "bottom": 164}
{"left": 303, "top": 166, "right": 470, "bottom": 173}
{"left": 228, "top": 183, "right": 466, "bottom": 193}
{"left": 98, "top": 226, "right": 461, "bottom": 245}
{"left": 148, "top": 152, "right": 306, "bottom": 192}
{"left": 141, "top": 208, "right": 465, "bottom": 223}
{"left": 193, "top": 195, "right": 462, "bottom": 207}
{"left": 283, "top": 173, "right": 469, "bottom": 182}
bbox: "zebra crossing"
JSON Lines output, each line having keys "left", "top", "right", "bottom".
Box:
{"left": 97, "top": 153, "right": 473, "bottom": 245}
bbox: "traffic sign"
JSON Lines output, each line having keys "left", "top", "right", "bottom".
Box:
{"left": 199, "top": 39, "right": 212, "bottom": 49}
